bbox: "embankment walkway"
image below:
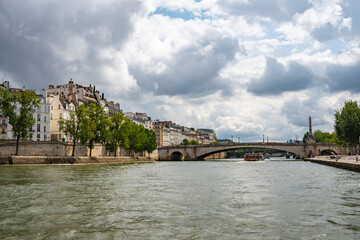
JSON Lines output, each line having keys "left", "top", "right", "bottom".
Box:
{"left": 305, "top": 155, "right": 360, "bottom": 172}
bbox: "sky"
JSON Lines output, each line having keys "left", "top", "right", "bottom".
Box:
{"left": 1, "top": 0, "right": 360, "bottom": 141}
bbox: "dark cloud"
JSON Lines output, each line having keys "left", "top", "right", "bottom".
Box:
{"left": 281, "top": 95, "right": 334, "bottom": 129}
{"left": 0, "top": 0, "right": 144, "bottom": 90}
{"left": 247, "top": 57, "right": 313, "bottom": 96}
{"left": 131, "top": 30, "right": 241, "bottom": 97}
{"left": 220, "top": 0, "right": 310, "bottom": 22}
{"left": 326, "top": 60, "right": 360, "bottom": 93}
{"left": 311, "top": 23, "right": 350, "bottom": 42}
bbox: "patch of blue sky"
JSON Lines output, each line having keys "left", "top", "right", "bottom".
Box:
{"left": 256, "top": 19, "right": 282, "bottom": 40}
{"left": 149, "top": 7, "right": 210, "bottom": 21}
{"left": 322, "top": 39, "right": 349, "bottom": 54}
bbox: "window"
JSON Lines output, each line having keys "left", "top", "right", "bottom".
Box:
{"left": 50, "top": 114, "right": 52, "bottom": 120}
{"left": 44, "top": 126, "right": 46, "bottom": 132}
{"left": 37, "top": 114, "right": 41, "bottom": 121}
{"left": 44, "top": 116, "right": 46, "bottom": 122}
{"left": 37, "top": 124, "right": 40, "bottom": 132}
{"left": 58, "top": 105, "right": 61, "bottom": 109}
{"left": 51, "top": 105, "right": 53, "bottom": 110}
{"left": 37, "top": 134, "right": 40, "bottom": 140}
{"left": 29, "top": 134, "right": 33, "bottom": 140}
{"left": 59, "top": 113, "right": 63, "bottom": 119}
{"left": 44, "top": 134, "right": 47, "bottom": 139}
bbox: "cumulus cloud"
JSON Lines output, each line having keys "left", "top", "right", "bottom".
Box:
{"left": 1, "top": 0, "right": 360, "bottom": 140}
{"left": 326, "top": 59, "right": 360, "bottom": 93}
{"left": 0, "top": 0, "right": 144, "bottom": 90}
{"left": 220, "top": 0, "right": 310, "bottom": 22}
{"left": 131, "top": 30, "right": 241, "bottom": 97}
{"left": 247, "top": 57, "right": 314, "bottom": 96}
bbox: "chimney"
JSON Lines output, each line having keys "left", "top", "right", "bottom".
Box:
{"left": 41, "top": 89, "right": 47, "bottom": 98}
{"left": 309, "top": 116, "right": 313, "bottom": 136}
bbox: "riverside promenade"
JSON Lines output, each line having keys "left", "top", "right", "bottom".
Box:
{"left": 306, "top": 155, "right": 360, "bottom": 172}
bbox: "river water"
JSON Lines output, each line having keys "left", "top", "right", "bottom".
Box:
{"left": 1, "top": 158, "right": 360, "bottom": 239}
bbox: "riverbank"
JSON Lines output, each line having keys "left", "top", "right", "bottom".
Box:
{"left": 305, "top": 155, "right": 360, "bottom": 172}
{"left": 0, "top": 156, "right": 156, "bottom": 165}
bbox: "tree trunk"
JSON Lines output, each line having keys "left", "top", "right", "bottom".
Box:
{"left": 15, "top": 137, "right": 20, "bottom": 156}
{"left": 89, "top": 140, "right": 94, "bottom": 157}
{"left": 72, "top": 139, "right": 76, "bottom": 156}
{"left": 114, "top": 149, "right": 116, "bottom": 157}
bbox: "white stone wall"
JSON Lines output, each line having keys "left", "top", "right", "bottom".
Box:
{"left": 7, "top": 97, "right": 51, "bottom": 141}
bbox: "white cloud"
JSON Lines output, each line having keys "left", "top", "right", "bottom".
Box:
{"left": 1, "top": 0, "right": 360, "bottom": 140}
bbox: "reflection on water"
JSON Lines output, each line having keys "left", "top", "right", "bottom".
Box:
{"left": 0, "top": 158, "right": 360, "bottom": 239}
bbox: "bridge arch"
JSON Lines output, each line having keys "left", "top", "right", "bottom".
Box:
{"left": 319, "top": 149, "right": 337, "bottom": 155}
{"left": 170, "top": 151, "right": 183, "bottom": 161}
{"left": 197, "top": 146, "right": 298, "bottom": 159}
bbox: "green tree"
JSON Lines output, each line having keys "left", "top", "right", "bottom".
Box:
{"left": 59, "top": 104, "right": 91, "bottom": 156}
{"left": 334, "top": 100, "right": 360, "bottom": 148}
{"left": 86, "top": 103, "right": 109, "bottom": 156}
{"left": 144, "top": 128, "right": 157, "bottom": 155}
{"left": 190, "top": 140, "right": 199, "bottom": 145}
{"left": 105, "top": 113, "right": 130, "bottom": 156}
{"left": 128, "top": 123, "right": 146, "bottom": 155}
{"left": 303, "top": 131, "right": 309, "bottom": 143}
{"left": 0, "top": 89, "right": 40, "bottom": 155}
{"left": 181, "top": 138, "right": 190, "bottom": 145}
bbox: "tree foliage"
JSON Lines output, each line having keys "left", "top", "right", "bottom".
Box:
{"left": 59, "top": 104, "right": 91, "bottom": 156}
{"left": 334, "top": 100, "right": 360, "bottom": 147}
{"left": 144, "top": 128, "right": 157, "bottom": 154}
{"left": 181, "top": 138, "right": 190, "bottom": 145}
{"left": 105, "top": 113, "right": 130, "bottom": 156}
{"left": 190, "top": 140, "right": 200, "bottom": 145}
{"left": 0, "top": 89, "right": 40, "bottom": 155}
{"left": 86, "top": 103, "right": 109, "bottom": 156}
{"left": 303, "top": 130, "right": 338, "bottom": 144}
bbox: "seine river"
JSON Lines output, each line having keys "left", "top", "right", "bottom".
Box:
{"left": 1, "top": 158, "right": 360, "bottom": 239}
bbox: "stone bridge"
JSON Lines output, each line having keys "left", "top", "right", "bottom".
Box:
{"left": 158, "top": 142, "right": 346, "bottom": 161}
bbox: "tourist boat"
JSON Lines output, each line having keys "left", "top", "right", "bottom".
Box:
{"left": 244, "top": 153, "right": 264, "bottom": 161}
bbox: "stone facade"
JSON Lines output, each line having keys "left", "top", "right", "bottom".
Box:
{"left": 7, "top": 93, "right": 51, "bottom": 142}
{"left": 47, "top": 94, "right": 75, "bottom": 141}
{"left": 124, "top": 112, "right": 153, "bottom": 130}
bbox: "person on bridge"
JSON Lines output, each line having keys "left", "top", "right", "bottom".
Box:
{"left": 356, "top": 154, "right": 358, "bottom": 162}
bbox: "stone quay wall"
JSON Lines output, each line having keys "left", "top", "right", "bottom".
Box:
{"left": 0, "top": 140, "right": 158, "bottom": 160}
{"left": 305, "top": 155, "right": 360, "bottom": 172}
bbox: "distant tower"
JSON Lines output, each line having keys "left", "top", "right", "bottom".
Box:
{"left": 307, "top": 116, "right": 315, "bottom": 144}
